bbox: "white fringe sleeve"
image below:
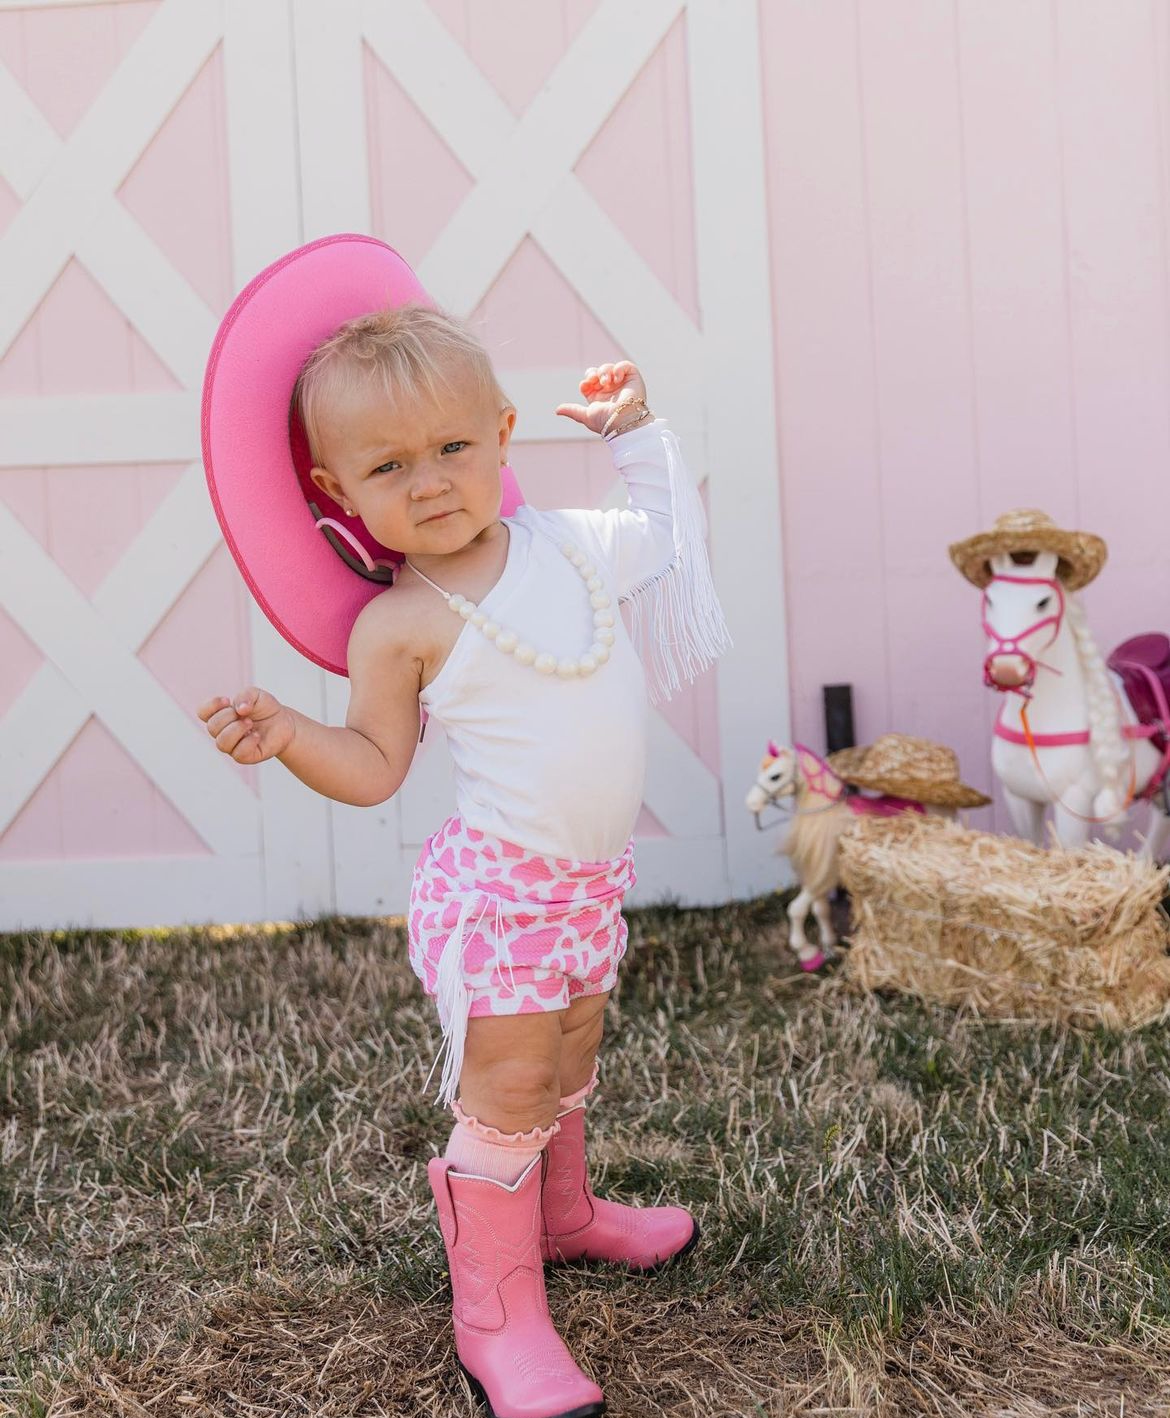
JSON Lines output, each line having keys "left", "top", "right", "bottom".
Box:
{"left": 599, "top": 419, "right": 732, "bottom": 703}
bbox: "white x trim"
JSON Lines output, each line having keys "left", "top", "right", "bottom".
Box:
{"left": 0, "top": 0, "right": 222, "bottom": 386}
{"left": 0, "top": 470, "right": 258, "bottom": 853}
{"left": 362, "top": 0, "right": 702, "bottom": 387}
{"left": 0, "top": 0, "right": 790, "bottom": 924}
{"left": 0, "top": 0, "right": 261, "bottom": 863}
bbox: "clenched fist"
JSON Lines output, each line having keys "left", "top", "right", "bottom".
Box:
{"left": 197, "top": 688, "right": 295, "bottom": 765}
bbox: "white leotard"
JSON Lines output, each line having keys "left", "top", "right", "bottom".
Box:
{"left": 419, "top": 420, "right": 681, "bottom": 863}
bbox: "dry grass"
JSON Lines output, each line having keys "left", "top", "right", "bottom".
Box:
{"left": 841, "top": 815, "right": 1170, "bottom": 1028}
{"left": 3, "top": 898, "right": 1170, "bottom": 1416}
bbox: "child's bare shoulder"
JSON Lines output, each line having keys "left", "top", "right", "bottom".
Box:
{"left": 348, "top": 579, "right": 440, "bottom": 661}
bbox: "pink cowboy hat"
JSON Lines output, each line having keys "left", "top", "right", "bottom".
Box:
{"left": 201, "top": 233, "right": 522, "bottom": 676}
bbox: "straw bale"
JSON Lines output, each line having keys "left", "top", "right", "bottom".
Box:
{"left": 838, "top": 814, "right": 1170, "bottom": 1028}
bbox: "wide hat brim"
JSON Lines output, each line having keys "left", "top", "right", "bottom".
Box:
{"left": 948, "top": 523, "right": 1107, "bottom": 592}
{"left": 202, "top": 234, "right": 522, "bottom": 676}
{"left": 843, "top": 768, "right": 990, "bottom": 809}
{"left": 827, "top": 745, "right": 991, "bottom": 809}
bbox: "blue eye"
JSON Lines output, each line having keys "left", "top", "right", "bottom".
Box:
{"left": 442, "top": 441, "right": 467, "bottom": 455}
{"left": 372, "top": 461, "right": 400, "bottom": 475}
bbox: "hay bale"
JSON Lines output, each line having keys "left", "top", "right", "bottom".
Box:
{"left": 838, "top": 814, "right": 1170, "bottom": 1028}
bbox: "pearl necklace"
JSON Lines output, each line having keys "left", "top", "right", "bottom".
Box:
{"left": 405, "top": 541, "right": 616, "bottom": 679}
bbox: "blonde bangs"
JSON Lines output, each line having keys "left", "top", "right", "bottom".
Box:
{"left": 294, "top": 304, "right": 508, "bottom": 465}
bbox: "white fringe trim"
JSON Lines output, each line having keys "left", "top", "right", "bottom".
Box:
{"left": 425, "top": 893, "right": 508, "bottom": 1108}
{"left": 621, "top": 428, "right": 732, "bottom": 704}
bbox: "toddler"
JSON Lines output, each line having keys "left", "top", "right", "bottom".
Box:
{"left": 200, "top": 301, "right": 728, "bottom": 1418}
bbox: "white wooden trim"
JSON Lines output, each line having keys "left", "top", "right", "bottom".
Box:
{"left": 528, "top": 182, "right": 703, "bottom": 376}
{"left": 292, "top": 0, "right": 370, "bottom": 239}
{"left": 225, "top": 0, "right": 336, "bottom": 923}
{"left": 0, "top": 501, "right": 260, "bottom": 853}
{"left": 327, "top": 833, "right": 735, "bottom": 917}
{"left": 78, "top": 202, "right": 218, "bottom": 389}
{"left": 0, "top": 0, "right": 150, "bottom": 8}
{"left": 0, "top": 394, "right": 199, "bottom": 466}
{"left": 325, "top": 671, "right": 411, "bottom": 917}
{"left": 624, "top": 834, "right": 730, "bottom": 906}
{"left": 504, "top": 368, "right": 598, "bottom": 442}
{"left": 224, "top": 0, "right": 302, "bottom": 280}
{"left": 645, "top": 713, "right": 722, "bottom": 836}
{"left": 247, "top": 611, "right": 337, "bottom": 920}
{"left": 687, "top": 0, "right": 788, "bottom": 899}
{"left": 362, "top": 0, "right": 702, "bottom": 376}
{"left": 0, "top": 0, "right": 790, "bottom": 926}
{"left": 394, "top": 717, "right": 455, "bottom": 849}
{"left": 360, "top": 0, "right": 503, "bottom": 171}
{"left": 0, "top": 17, "right": 221, "bottom": 390}
{"left": 0, "top": 0, "right": 223, "bottom": 366}
{"left": 0, "top": 856, "right": 264, "bottom": 933}
{"left": 0, "top": 58, "right": 58, "bottom": 197}
{"left": 91, "top": 464, "right": 221, "bottom": 644}
{"left": 412, "top": 0, "right": 683, "bottom": 311}
{"left": 0, "top": 465, "right": 221, "bottom": 838}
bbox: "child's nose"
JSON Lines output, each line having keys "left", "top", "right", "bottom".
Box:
{"left": 411, "top": 461, "right": 450, "bottom": 497}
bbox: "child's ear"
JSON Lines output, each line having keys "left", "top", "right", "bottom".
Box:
{"left": 498, "top": 405, "right": 517, "bottom": 462}
{"left": 309, "top": 466, "right": 346, "bottom": 506}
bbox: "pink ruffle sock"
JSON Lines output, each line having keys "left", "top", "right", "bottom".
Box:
{"left": 444, "top": 1100, "right": 559, "bottom": 1185}
{"left": 558, "top": 1059, "right": 601, "bottom": 1115}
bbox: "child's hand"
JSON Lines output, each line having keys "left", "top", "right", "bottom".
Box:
{"left": 197, "top": 688, "right": 295, "bottom": 765}
{"left": 555, "top": 361, "right": 650, "bottom": 436}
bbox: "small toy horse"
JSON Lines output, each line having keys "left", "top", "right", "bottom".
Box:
{"left": 746, "top": 736, "right": 985, "bottom": 972}
{"left": 745, "top": 742, "right": 924, "bottom": 972}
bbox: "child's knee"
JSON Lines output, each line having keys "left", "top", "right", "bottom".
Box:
{"left": 460, "top": 1055, "right": 560, "bottom": 1131}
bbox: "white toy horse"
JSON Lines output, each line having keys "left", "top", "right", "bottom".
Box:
{"left": 745, "top": 741, "right": 931, "bottom": 973}
{"left": 951, "top": 510, "right": 1170, "bottom": 855}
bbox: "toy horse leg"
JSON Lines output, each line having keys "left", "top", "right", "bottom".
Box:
{"left": 1002, "top": 787, "right": 1045, "bottom": 846}
{"left": 1051, "top": 784, "right": 1094, "bottom": 850}
{"left": 1142, "top": 800, "right": 1170, "bottom": 862}
{"left": 810, "top": 894, "right": 837, "bottom": 950}
{"left": 786, "top": 889, "right": 812, "bottom": 951}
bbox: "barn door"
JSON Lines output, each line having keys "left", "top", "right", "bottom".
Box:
{"left": 0, "top": 0, "right": 787, "bottom": 929}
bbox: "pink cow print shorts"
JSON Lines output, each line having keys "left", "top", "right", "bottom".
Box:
{"left": 408, "top": 814, "right": 635, "bottom": 1024}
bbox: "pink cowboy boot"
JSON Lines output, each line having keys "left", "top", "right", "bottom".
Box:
{"left": 540, "top": 1105, "right": 698, "bottom": 1272}
{"left": 428, "top": 1156, "right": 606, "bottom": 1418}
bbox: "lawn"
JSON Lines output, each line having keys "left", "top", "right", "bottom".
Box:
{"left": 2, "top": 894, "right": 1169, "bottom": 1416}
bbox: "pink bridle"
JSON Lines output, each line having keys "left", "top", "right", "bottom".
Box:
{"left": 793, "top": 742, "right": 846, "bottom": 800}
{"left": 792, "top": 743, "right": 924, "bottom": 818}
{"left": 981, "top": 573, "right": 1065, "bottom": 699}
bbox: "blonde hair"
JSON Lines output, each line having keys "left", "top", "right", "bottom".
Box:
{"left": 294, "top": 304, "right": 510, "bottom": 466}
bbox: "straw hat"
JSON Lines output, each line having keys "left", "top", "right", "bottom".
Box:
{"left": 948, "top": 508, "right": 1107, "bottom": 591}
{"left": 828, "top": 734, "right": 990, "bottom": 809}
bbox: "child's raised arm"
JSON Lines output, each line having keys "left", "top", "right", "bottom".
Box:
{"left": 555, "top": 359, "right": 730, "bottom": 701}
{"left": 197, "top": 597, "right": 421, "bottom": 807}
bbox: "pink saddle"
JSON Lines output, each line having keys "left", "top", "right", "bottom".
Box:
{"left": 1107, "top": 633, "right": 1170, "bottom": 753}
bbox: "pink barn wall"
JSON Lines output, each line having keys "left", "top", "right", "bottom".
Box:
{"left": 762, "top": 0, "right": 1170, "bottom": 836}
{"left": 3, "top": 0, "right": 1170, "bottom": 879}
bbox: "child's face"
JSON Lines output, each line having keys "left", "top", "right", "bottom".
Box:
{"left": 309, "top": 360, "right": 514, "bottom": 558}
